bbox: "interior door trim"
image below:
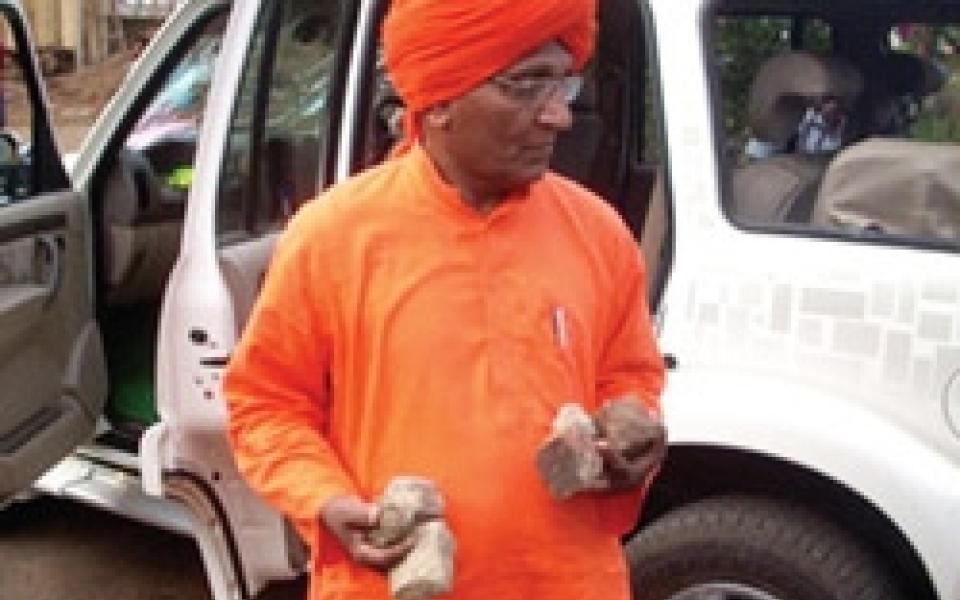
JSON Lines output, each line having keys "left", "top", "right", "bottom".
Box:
{"left": 0, "top": 213, "right": 67, "bottom": 242}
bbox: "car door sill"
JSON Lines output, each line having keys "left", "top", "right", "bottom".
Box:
{"left": 33, "top": 450, "right": 194, "bottom": 538}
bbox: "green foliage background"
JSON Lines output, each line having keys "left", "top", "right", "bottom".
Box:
{"left": 715, "top": 17, "right": 959, "bottom": 144}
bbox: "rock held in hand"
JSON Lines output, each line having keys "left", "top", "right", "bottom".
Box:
{"left": 390, "top": 519, "right": 456, "bottom": 600}
{"left": 370, "top": 476, "right": 455, "bottom": 599}
{"left": 536, "top": 403, "right": 605, "bottom": 499}
{"left": 595, "top": 397, "right": 663, "bottom": 461}
{"left": 369, "top": 476, "right": 445, "bottom": 548}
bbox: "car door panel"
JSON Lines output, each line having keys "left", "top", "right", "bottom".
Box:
{"left": 0, "top": 385, "right": 89, "bottom": 497}
{"left": 0, "top": 187, "right": 103, "bottom": 499}
{"left": 0, "top": 284, "right": 47, "bottom": 351}
{"left": 0, "top": 0, "right": 110, "bottom": 501}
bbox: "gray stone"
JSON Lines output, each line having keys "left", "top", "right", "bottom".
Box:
{"left": 369, "top": 476, "right": 444, "bottom": 548}
{"left": 594, "top": 398, "right": 663, "bottom": 463}
{"left": 536, "top": 403, "right": 604, "bottom": 499}
{"left": 368, "top": 477, "right": 455, "bottom": 599}
{"left": 553, "top": 403, "right": 597, "bottom": 438}
{"left": 389, "top": 519, "right": 456, "bottom": 600}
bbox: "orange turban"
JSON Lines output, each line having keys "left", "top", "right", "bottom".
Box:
{"left": 382, "top": 0, "right": 597, "bottom": 143}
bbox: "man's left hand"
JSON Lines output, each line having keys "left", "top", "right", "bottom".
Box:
{"left": 594, "top": 397, "right": 666, "bottom": 491}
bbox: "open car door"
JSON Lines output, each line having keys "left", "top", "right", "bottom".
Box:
{"left": 0, "top": 0, "right": 104, "bottom": 501}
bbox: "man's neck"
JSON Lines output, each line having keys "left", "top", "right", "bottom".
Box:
{"left": 422, "top": 142, "right": 507, "bottom": 215}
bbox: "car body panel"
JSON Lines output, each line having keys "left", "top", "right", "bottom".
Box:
{"left": 650, "top": 1, "right": 960, "bottom": 597}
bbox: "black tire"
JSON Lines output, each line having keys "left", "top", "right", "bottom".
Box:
{"left": 625, "top": 495, "right": 904, "bottom": 600}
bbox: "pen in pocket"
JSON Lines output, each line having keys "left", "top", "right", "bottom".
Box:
{"left": 552, "top": 306, "right": 570, "bottom": 350}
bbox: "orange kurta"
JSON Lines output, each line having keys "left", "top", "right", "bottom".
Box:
{"left": 224, "top": 145, "right": 665, "bottom": 600}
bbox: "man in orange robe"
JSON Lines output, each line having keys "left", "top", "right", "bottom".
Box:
{"left": 224, "top": 0, "right": 666, "bottom": 598}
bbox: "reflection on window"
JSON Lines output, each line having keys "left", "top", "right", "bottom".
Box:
{"left": 716, "top": 7, "right": 960, "bottom": 245}
{"left": 95, "top": 9, "right": 228, "bottom": 307}
{"left": 894, "top": 24, "right": 960, "bottom": 144}
{"left": 129, "top": 14, "right": 227, "bottom": 154}
{"left": 217, "top": 0, "right": 343, "bottom": 242}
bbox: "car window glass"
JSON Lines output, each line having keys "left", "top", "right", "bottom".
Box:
{"left": 93, "top": 9, "right": 228, "bottom": 328}
{"left": 715, "top": 4, "right": 960, "bottom": 248}
{"left": 894, "top": 24, "right": 960, "bottom": 144}
{"left": 216, "top": 0, "right": 345, "bottom": 243}
{"left": 715, "top": 16, "right": 797, "bottom": 157}
{"left": 0, "top": 13, "right": 35, "bottom": 204}
{"left": 122, "top": 11, "right": 228, "bottom": 203}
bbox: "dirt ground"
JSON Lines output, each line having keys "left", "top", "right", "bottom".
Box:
{"left": 3, "top": 49, "right": 135, "bottom": 152}
{"left": 47, "top": 51, "right": 136, "bottom": 150}
{"left": 0, "top": 498, "right": 308, "bottom": 600}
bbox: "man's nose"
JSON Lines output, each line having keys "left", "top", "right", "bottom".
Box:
{"left": 537, "top": 94, "right": 574, "bottom": 130}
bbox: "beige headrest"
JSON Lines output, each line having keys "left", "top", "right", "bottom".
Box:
{"left": 748, "top": 52, "right": 863, "bottom": 147}
{"left": 814, "top": 138, "right": 960, "bottom": 239}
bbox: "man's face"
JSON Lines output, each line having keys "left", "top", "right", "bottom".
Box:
{"left": 819, "top": 97, "right": 844, "bottom": 129}
{"left": 435, "top": 41, "right": 576, "bottom": 195}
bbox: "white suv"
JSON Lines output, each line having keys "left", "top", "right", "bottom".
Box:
{"left": 1, "top": 0, "right": 958, "bottom": 599}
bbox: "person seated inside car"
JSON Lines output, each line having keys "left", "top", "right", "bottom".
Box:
{"left": 733, "top": 51, "right": 863, "bottom": 224}
{"left": 795, "top": 95, "right": 847, "bottom": 155}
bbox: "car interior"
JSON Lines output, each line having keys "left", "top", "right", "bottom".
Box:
{"left": 88, "top": 0, "right": 341, "bottom": 444}
{"left": 90, "top": 8, "right": 229, "bottom": 442}
{"left": 717, "top": 1, "right": 960, "bottom": 245}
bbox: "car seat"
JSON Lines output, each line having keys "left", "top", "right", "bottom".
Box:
{"left": 812, "top": 138, "right": 960, "bottom": 240}
{"left": 100, "top": 147, "right": 185, "bottom": 305}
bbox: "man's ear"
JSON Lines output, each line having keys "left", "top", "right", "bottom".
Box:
{"left": 423, "top": 102, "right": 452, "bottom": 130}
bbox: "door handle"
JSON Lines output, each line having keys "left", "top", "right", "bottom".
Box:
{"left": 663, "top": 353, "right": 678, "bottom": 370}
{"left": 35, "top": 234, "right": 62, "bottom": 305}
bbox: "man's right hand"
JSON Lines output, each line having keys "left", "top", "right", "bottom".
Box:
{"left": 594, "top": 397, "right": 667, "bottom": 491}
{"left": 320, "top": 495, "right": 416, "bottom": 571}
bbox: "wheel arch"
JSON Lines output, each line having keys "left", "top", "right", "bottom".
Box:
{"left": 648, "top": 368, "right": 960, "bottom": 598}
{"left": 636, "top": 444, "right": 937, "bottom": 600}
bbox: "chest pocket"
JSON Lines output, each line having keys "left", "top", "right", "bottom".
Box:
{"left": 487, "top": 274, "right": 594, "bottom": 412}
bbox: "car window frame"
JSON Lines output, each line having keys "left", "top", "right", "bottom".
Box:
{"left": 214, "top": 0, "right": 356, "bottom": 244}
{"left": 708, "top": 0, "right": 960, "bottom": 255}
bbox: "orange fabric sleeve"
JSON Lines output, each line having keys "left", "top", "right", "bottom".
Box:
{"left": 595, "top": 230, "right": 666, "bottom": 534}
{"left": 223, "top": 210, "right": 356, "bottom": 547}
{"left": 596, "top": 231, "right": 665, "bottom": 413}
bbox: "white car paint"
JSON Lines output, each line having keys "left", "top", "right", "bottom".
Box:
{"left": 11, "top": 0, "right": 958, "bottom": 599}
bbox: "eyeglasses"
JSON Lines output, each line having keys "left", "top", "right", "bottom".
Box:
{"left": 488, "top": 73, "right": 584, "bottom": 107}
